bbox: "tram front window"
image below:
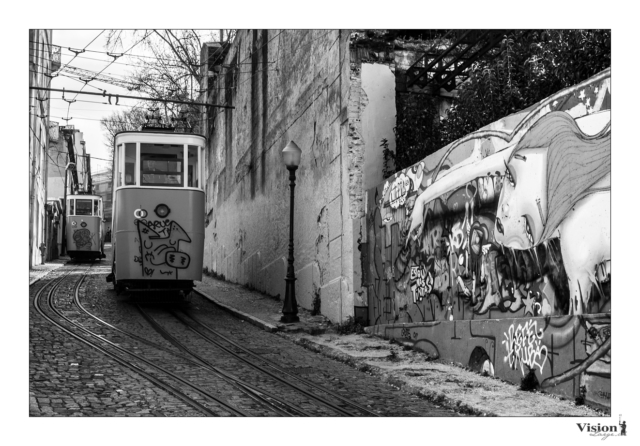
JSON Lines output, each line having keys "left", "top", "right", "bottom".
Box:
{"left": 140, "top": 143, "right": 184, "bottom": 187}
{"left": 188, "top": 145, "right": 199, "bottom": 188}
{"left": 124, "top": 143, "right": 136, "bottom": 185}
{"left": 76, "top": 199, "right": 93, "bottom": 216}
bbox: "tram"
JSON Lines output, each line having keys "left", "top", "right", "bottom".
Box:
{"left": 106, "top": 125, "right": 206, "bottom": 295}
{"left": 65, "top": 194, "right": 106, "bottom": 260}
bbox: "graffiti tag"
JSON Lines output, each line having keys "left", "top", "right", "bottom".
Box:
{"left": 389, "top": 173, "right": 411, "bottom": 209}
{"left": 410, "top": 265, "right": 433, "bottom": 303}
{"left": 502, "top": 319, "right": 548, "bottom": 375}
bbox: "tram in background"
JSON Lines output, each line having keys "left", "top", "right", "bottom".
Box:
{"left": 106, "top": 123, "right": 206, "bottom": 295}
{"left": 65, "top": 194, "right": 106, "bottom": 261}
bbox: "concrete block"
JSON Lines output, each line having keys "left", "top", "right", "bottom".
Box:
{"left": 327, "top": 236, "right": 342, "bottom": 281}
{"left": 329, "top": 120, "right": 341, "bottom": 163}
{"left": 341, "top": 277, "right": 354, "bottom": 320}
{"left": 325, "top": 156, "right": 341, "bottom": 202}
{"left": 320, "top": 277, "right": 342, "bottom": 323}
{"left": 327, "top": 197, "right": 342, "bottom": 241}
{"left": 296, "top": 261, "right": 315, "bottom": 310}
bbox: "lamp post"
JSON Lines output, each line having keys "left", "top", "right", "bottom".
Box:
{"left": 281, "top": 141, "right": 302, "bottom": 323}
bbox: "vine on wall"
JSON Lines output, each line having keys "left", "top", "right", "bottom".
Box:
{"left": 389, "top": 30, "right": 611, "bottom": 175}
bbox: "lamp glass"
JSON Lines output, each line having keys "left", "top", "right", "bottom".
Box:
{"left": 282, "top": 141, "right": 302, "bottom": 167}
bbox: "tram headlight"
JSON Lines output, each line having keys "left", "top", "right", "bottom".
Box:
{"left": 81, "top": 222, "right": 87, "bottom": 228}
{"left": 71, "top": 221, "right": 77, "bottom": 226}
{"left": 154, "top": 204, "right": 171, "bottom": 218}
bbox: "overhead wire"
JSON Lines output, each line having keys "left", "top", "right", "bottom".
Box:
{"left": 66, "top": 30, "right": 153, "bottom": 119}
{"left": 47, "top": 147, "right": 113, "bottom": 163}
{"left": 32, "top": 112, "right": 152, "bottom": 125}
{"left": 31, "top": 36, "right": 215, "bottom": 66}
{"left": 55, "top": 30, "right": 106, "bottom": 76}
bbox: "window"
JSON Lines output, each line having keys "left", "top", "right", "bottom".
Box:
{"left": 124, "top": 143, "right": 136, "bottom": 185}
{"left": 76, "top": 199, "right": 93, "bottom": 216}
{"left": 140, "top": 143, "right": 184, "bottom": 187}
{"left": 94, "top": 200, "right": 100, "bottom": 216}
{"left": 116, "top": 144, "right": 123, "bottom": 187}
{"left": 68, "top": 199, "right": 74, "bottom": 216}
{"left": 188, "top": 145, "right": 199, "bottom": 188}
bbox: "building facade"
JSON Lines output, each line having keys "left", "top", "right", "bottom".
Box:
{"left": 29, "top": 29, "right": 59, "bottom": 267}
{"left": 201, "top": 31, "right": 415, "bottom": 322}
{"left": 92, "top": 168, "right": 113, "bottom": 231}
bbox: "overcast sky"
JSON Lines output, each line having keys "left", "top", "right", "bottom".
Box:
{"left": 49, "top": 30, "right": 217, "bottom": 173}
{"left": 49, "top": 30, "right": 141, "bottom": 172}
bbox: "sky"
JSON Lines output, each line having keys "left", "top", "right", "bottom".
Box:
{"left": 48, "top": 30, "right": 218, "bottom": 173}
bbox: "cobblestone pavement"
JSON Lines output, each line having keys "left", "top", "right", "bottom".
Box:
{"left": 29, "top": 247, "right": 463, "bottom": 417}
{"left": 193, "top": 275, "right": 604, "bottom": 417}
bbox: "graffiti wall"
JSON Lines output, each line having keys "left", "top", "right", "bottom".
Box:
{"left": 369, "top": 314, "right": 611, "bottom": 408}
{"left": 364, "top": 68, "right": 611, "bottom": 406}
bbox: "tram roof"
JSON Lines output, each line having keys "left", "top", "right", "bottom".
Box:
{"left": 114, "top": 130, "right": 206, "bottom": 140}
{"left": 67, "top": 194, "right": 102, "bottom": 199}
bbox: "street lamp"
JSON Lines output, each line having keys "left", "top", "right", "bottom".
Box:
{"left": 281, "top": 141, "right": 302, "bottom": 323}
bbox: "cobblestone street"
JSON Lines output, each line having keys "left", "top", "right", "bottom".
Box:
{"left": 29, "top": 247, "right": 463, "bottom": 417}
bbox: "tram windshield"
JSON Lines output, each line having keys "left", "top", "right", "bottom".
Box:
{"left": 115, "top": 139, "right": 204, "bottom": 189}
{"left": 75, "top": 199, "right": 93, "bottom": 216}
{"left": 140, "top": 143, "right": 184, "bottom": 186}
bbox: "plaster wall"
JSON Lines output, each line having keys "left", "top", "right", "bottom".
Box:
{"left": 203, "top": 30, "right": 362, "bottom": 322}
{"left": 361, "top": 63, "right": 396, "bottom": 192}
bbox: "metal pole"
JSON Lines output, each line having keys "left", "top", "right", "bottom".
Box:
{"left": 281, "top": 165, "right": 299, "bottom": 323}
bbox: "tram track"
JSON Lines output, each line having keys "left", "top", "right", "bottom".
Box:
{"left": 33, "top": 265, "right": 245, "bottom": 417}
{"left": 74, "top": 267, "right": 308, "bottom": 416}
{"left": 34, "top": 263, "right": 381, "bottom": 417}
{"left": 134, "top": 305, "right": 310, "bottom": 416}
{"left": 136, "top": 305, "right": 361, "bottom": 416}
{"left": 181, "top": 293, "right": 381, "bottom": 417}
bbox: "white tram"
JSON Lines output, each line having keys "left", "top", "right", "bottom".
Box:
{"left": 65, "top": 194, "right": 106, "bottom": 260}
{"left": 106, "top": 128, "right": 206, "bottom": 294}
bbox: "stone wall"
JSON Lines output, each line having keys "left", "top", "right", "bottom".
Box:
{"left": 203, "top": 30, "right": 363, "bottom": 322}
{"left": 364, "top": 69, "right": 611, "bottom": 407}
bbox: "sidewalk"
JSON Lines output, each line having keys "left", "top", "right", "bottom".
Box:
{"left": 194, "top": 274, "right": 604, "bottom": 417}
{"left": 29, "top": 257, "right": 68, "bottom": 286}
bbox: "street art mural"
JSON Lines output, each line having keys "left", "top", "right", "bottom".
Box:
{"left": 134, "top": 218, "right": 192, "bottom": 279}
{"left": 365, "top": 68, "right": 611, "bottom": 407}
{"left": 369, "top": 313, "right": 611, "bottom": 408}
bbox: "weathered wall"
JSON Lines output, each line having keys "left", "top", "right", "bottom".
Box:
{"left": 29, "top": 29, "right": 54, "bottom": 268}
{"left": 46, "top": 123, "right": 65, "bottom": 200}
{"left": 361, "top": 63, "right": 396, "bottom": 191}
{"left": 364, "top": 69, "right": 611, "bottom": 406}
{"left": 370, "top": 314, "right": 611, "bottom": 409}
{"left": 203, "top": 30, "right": 363, "bottom": 322}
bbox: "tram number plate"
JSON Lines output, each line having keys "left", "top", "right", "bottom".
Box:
{"left": 166, "top": 251, "right": 190, "bottom": 269}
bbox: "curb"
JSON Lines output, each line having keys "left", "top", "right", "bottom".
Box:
{"left": 289, "top": 336, "right": 492, "bottom": 417}
{"left": 194, "top": 289, "right": 281, "bottom": 333}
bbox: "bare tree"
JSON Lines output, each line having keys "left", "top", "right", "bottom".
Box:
{"left": 100, "top": 106, "right": 148, "bottom": 153}
{"left": 104, "top": 30, "right": 235, "bottom": 132}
